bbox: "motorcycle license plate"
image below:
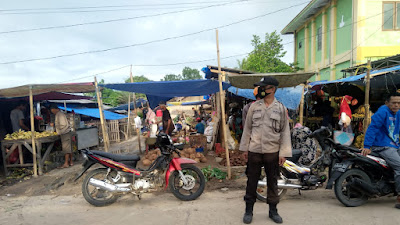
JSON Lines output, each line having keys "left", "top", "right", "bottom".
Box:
{"left": 332, "top": 163, "right": 348, "bottom": 172}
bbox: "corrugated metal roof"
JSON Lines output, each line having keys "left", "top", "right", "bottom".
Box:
{"left": 281, "top": 0, "right": 330, "bottom": 35}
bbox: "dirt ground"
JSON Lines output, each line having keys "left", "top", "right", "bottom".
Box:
{"left": 1, "top": 135, "right": 400, "bottom": 224}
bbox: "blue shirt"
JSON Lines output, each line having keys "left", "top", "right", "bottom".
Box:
{"left": 364, "top": 105, "right": 400, "bottom": 149}
{"left": 195, "top": 123, "right": 205, "bottom": 134}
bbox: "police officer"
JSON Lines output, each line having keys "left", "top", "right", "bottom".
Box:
{"left": 240, "top": 76, "right": 292, "bottom": 224}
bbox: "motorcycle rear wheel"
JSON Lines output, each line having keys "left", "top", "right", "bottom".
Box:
{"left": 82, "top": 168, "right": 119, "bottom": 207}
{"left": 334, "top": 169, "right": 370, "bottom": 207}
{"left": 169, "top": 164, "right": 205, "bottom": 201}
{"left": 256, "top": 170, "right": 287, "bottom": 202}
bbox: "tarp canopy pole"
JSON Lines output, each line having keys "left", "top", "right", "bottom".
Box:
{"left": 216, "top": 29, "right": 231, "bottom": 179}
{"left": 127, "top": 67, "right": 133, "bottom": 141}
{"left": 364, "top": 60, "right": 372, "bottom": 133}
{"left": 299, "top": 84, "right": 305, "bottom": 125}
{"left": 95, "top": 77, "right": 110, "bottom": 152}
{"left": 130, "top": 67, "right": 142, "bottom": 154}
{"left": 29, "top": 86, "right": 38, "bottom": 177}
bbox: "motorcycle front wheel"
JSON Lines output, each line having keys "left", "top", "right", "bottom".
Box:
{"left": 334, "top": 169, "right": 370, "bottom": 207}
{"left": 82, "top": 168, "right": 119, "bottom": 207}
{"left": 256, "top": 170, "right": 287, "bottom": 202}
{"left": 169, "top": 164, "right": 205, "bottom": 201}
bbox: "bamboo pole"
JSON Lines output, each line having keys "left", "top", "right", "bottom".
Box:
{"left": 216, "top": 29, "right": 231, "bottom": 179}
{"left": 29, "top": 86, "right": 38, "bottom": 177}
{"left": 129, "top": 67, "right": 142, "bottom": 154}
{"left": 94, "top": 77, "right": 110, "bottom": 151}
{"left": 363, "top": 60, "right": 372, "bottom": 133}
{"left": 299, "top": 84, "right": 305, "bottom": 125}
{"left": 127, "top": 67, "right": 132, "bottom": 141}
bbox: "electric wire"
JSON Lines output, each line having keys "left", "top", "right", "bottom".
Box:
{"left": 0, "top": 2, "right": 308, "bottom": 65}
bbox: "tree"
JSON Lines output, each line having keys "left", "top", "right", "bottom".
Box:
{"left": 161, "top": 74, "right": 182, "bottom": 81}
{"left": 124, "top": 75, "right": 151, "bottom": 83}
{"left": 238, "top": 31, "right": 294, "bottom": 73}
{"left": 181, "top": 67, "right": 202, "bottom": 80}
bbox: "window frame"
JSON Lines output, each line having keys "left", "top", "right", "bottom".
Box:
{"left": 382, "top": 1, "right": 400, "bottom": 31}
{"left": 317, "top": 26, "right": 322, "bottom": 51}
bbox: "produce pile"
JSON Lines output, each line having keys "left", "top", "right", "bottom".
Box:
{"left": 4, "top": 130, "right": 58, "bottom": 140}
{"left": 354, "top": 134, "right": 365, "bottom": 148}
{"left": 219, "top": 150, "right": 247, "bottom": 166}
{"left": 140, "top": 148, "right": 207, "bottom": 166}
{"left": 178, "top": 148, "right": 207, "bottom": 163}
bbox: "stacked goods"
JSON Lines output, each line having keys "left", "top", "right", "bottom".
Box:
{"left": 4, "top": 130, "right": 58, "bottom": 140}
{"left": 354, "top": 134, "right": 365, "bottom": 149}
{"left": 219, "top": 150, "right": 247, "bottom": 166}
{"left": 141, "top": 149, "right": 162, "bottom": 166}
{"left": 180, "top": 148, "right": 207, "bottom": 163}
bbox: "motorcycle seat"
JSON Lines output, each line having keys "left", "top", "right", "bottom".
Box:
{"left": 91, "top": 150, "right": 140, "bottom": 162}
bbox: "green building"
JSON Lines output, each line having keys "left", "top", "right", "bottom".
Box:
{"left": 282, "top": 0, "right": 400, "bottom": 81}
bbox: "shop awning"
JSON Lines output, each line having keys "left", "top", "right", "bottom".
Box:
{"left": 59, "top": 106, "right": 127, "bottom": 120}
{"left": 101, "top": 79, "right": 231, "bottom": 108}
{"left": 0, "top": 91, "right": 93, "bottom": 101}
{"left": 228, "top": 85, "right": 304, "bottom": 110}
{"left": 0, "top": 82, "right": 96, "bottom": 98}
{"left": 228, "top": 73, "right": 316, "bottom": 89}
{"left": 310, "top": 65, "right": 400, "bottom": 88}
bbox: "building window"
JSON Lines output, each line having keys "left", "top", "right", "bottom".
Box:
{"left": 299, "top": 41, "right": 302, "bottom": 49}
{"left": 383, "top": 2, "right": 400, "bottom": 30}
{"left": 317, "top": 26, "right": 322, "bottom": 51}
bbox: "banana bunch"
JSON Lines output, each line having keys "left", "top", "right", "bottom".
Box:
{"left": 352, "top": 113, "right": 365, "bottom": 118}
{"left": 4, "top": 130, "right": 58, "bottom": 140}
{"left": 354, "top": 134, "right": 365, "bottom": 149}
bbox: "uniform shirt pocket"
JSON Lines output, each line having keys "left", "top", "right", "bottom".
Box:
{"left": 252, "top": 110, "right": 262, "bottom": 127}
{"left": 269, "top": 112, "right": 281, "bottom": 132}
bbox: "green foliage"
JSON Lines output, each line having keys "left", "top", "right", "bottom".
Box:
{"left": 201, "top": 166, "right": 227, "bottom": 181}
{"left": 182, "top": 67, "right": 202, "bottom": 80}
{"left": 125, "top": 75, "right": 152, "bottom": 99}
{"left": 238, "top": 31, "right": 294, "bottom": 73}
{"left": 161, "top": 67, "right": 202, "bottom": 81}
{"left": 161, "top": 74, "right": 182, "bottom": 81}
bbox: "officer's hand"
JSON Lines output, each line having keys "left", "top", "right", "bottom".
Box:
{"left": 279, "top": 156, "right": 286, "bottom": 166}
{"left": 361, "top": 148, "right": 371, "bottom": 156}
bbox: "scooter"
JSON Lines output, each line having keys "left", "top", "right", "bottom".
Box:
{"left": 75, "top": 132, "right": 205, "bottom": 207}
{"left": 256, "top": 127, "right": 336, "bottom": 201}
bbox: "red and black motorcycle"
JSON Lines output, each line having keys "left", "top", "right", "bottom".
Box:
{"left": 75, "top": 132, "right": 205, "bottom": 207}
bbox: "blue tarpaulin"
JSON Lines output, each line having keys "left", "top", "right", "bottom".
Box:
{"left": 101, "top": 79, "right": 231, "bottom": 108}
{"left": 58, "top": 106, "right": 127, "bottom": 120}
{"left": 227, "top": 86, "right": 304, "bottom": 110}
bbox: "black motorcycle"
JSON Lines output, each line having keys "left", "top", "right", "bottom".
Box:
{"left": 256, "top": 127, "right": 337, "bottom": 201}
{"left": 326, "top": 145, "right": 396, "bottom": 207}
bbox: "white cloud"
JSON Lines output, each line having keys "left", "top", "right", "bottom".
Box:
{"left": 0, "top": 0, "right": 306, "bottom": 89}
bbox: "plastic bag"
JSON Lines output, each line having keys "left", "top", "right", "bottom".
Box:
{"left": 334, "top": 130, "right": 355, "bottom": 146}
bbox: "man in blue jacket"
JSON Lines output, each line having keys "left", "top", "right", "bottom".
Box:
{"left": 362, "top": 92, "right": 400, "bottom": 208}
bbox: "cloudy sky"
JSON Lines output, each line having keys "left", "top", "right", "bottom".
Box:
{"left": 0, "top": 0, "right": 308, "bottom": 89}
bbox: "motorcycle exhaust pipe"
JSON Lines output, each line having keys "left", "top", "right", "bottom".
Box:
{"left": 349, "top": 178, "right": 379, "bottom": 196}
{"left": 258, "top": 180, "right": 302, "bottom": 189}
{"left": 89, "top": 178, "right": 131, "bottom": 192}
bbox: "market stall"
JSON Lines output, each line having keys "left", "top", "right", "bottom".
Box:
{"left": 0, "top": 83, "right": 97, "bottom": 176}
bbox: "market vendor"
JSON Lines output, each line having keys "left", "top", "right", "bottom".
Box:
{"left": 159, "top": 101, "right": 174, "bottom": 135}
{"left": 10, "top": 101, "right": 29, "bottom": 132}
{"left": 194, "top": 117, "right": 205, "bottom": 134}
{"left": 339, "top": 95, "right": 357, "bottom": 132}
{"left": 49, "top": 104, "right": 73, "bottom": 168}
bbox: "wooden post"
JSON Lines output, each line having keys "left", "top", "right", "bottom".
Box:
{"left": 129, "top": 67, "right": 142, "bottom": 154}
{"left": 363, "top": 60, "right": 372, "bottom": 133}
{"left": 63, "top": 101, "right": 67, "bottom": 111}
{"left": 95, "top": 77, "right": 110, "bottom": 151}
{"left": 216, "top": 29, "right": 231, "bottom": 179}
{"left": 127, "top": 68, "right": 132, "bottom": 141}
{"left": 29, "top": 86, "right": 38, "bottom": 177}
{"left": 299, "top": 84, "right": 305, "bottom": 125}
